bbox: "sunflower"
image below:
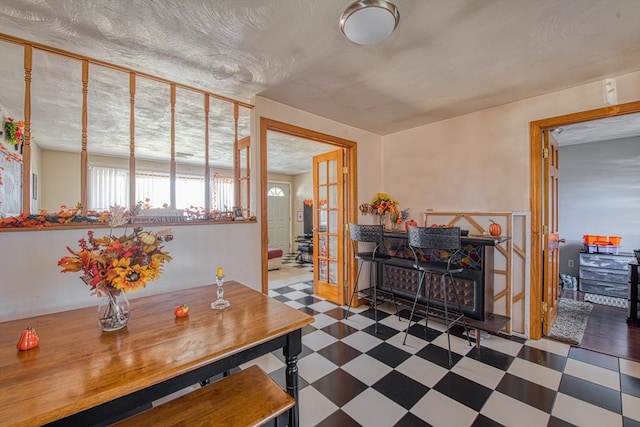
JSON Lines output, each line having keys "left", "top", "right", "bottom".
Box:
{"left": 107, "top": 258, "right": 155, "bottom": 292}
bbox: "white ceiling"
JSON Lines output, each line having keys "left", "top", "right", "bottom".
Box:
{"left": 0, "top": 0, "right": 639, "bottom": 174}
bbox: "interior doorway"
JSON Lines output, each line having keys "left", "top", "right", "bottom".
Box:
{"left": 259, "top": 118, "right": 358, "bottom": 296}
{"left": 528, "top": 101, "right": 640, "bottom": 340}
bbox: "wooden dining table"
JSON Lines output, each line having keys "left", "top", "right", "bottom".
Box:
{"left": 0, "top": 281, "right": 314, "bottom": 427}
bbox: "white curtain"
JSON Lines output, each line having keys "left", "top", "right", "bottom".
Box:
{"left": 211, "top": 173, "right": 234, "bottom": 211}
{"left": 88, "top": 166, "right": 129, "bottom": 211}
{"left": 89, "top": 165, "right": 233, "bottom": 211}
{"left": 135, "top": 172, "right": 170, "bottom": 208}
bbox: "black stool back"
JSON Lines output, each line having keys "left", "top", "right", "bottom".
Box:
{"left": 407, "top": 226, "right": 462, "bottom": 272}
{"left": 350, "top": 224, "right": 386, "bottom": 260}
{"left": 345, "top": 224, "right": 398, "bottom": 332}
{"left": 403, "top": 226, "right": 471, "bottom": 366}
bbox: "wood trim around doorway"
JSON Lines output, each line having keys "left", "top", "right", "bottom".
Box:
{"left": 259, "top": 118, "right": 358, "bottom": 295}
{"left": 528, "top": 101, "right": 640, "bottom": 340}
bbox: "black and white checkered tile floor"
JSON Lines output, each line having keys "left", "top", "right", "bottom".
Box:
{"left": 281, "top": 252, "right": 314, "bottom": 272}
{"left": 248, "top": 280, "right": 640, "bottom": 427}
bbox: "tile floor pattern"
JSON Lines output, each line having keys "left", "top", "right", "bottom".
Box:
{"left": 240, "top": 280, "right": 640, "bottom": 427}
{"left": 281, "top": 252, "right": 314, "bottom": 272}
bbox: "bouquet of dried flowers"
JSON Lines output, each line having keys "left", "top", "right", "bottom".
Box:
{"left": 58, "top": 203, "right": 173, "bottom": 296}
{"left": 390, "top": 208, "right": 411, "bottom": 225}
{"left": 359, "top": 192, "right": 401, "bottom": 224}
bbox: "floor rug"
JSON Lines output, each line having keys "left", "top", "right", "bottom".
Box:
{"left": 547, "top": 298, "right": 593, "bottom": 346}
{"left": 584, "top": 293, "right": 628, "bottom": 309}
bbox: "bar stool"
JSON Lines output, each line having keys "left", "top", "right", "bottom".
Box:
{"left": 345, "top": 224, "right": 397, "bottom": 333}
{"left": 402, "top": 226, "right": 471, "bottom": 366}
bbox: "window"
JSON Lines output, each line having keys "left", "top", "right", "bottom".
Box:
{"left": 89, "top": 165, "right": 235, "bottom": 214}
{"left": 88, "top": 166, "right": 129, "bottom": 211}
{"left": 267, "top": 186, "right": 285, "bottom": 197}
{"left": 211, "top": 173, "right": 235, "bottom": 212}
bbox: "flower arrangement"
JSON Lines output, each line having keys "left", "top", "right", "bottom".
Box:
{"left": 303, "top": 198, "right": 327, "bottom": 207}
{"left": 0, "top": 203, "right": 110, "bottom": 229}
{"left": 359, "top": 192, "right": 401, "bottom": 224}
{"left": 184, "top": 205, "right": 233, "bottom": 221}
{"left": 57, "top": 203, "right": 173, "bottom": 296}
{"left": 390, "top": 208, "right": 411, "bottom": 226}
{"left": 4, "top": 118, "right": 25, "bottom": 150}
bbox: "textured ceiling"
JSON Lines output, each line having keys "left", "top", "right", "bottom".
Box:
{"left": 0, "top": 0, "right": 639, "bottom": 174}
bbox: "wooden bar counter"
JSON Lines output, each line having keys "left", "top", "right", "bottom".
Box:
{"left": 0, "top": 282, "right": 313, "bottom": 427}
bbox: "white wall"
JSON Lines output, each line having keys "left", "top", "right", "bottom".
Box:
{"left": 382, "top": 72, "right": 640, "bottom": 218}
{"left": 41, "top": 149, "right": 81, "bottom": 211}
{"left": 559, "top": 136, "right": 640, "bottom": 277}
{"left": 0, "top": 223, "right": 260, "bottom": 322}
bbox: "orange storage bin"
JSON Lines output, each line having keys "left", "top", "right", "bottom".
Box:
{"left": 583, "top": 235, "right": 607, "bottom": 245}
{"left": 582, "top": 234, "right": 622, "bottom": 246}
{"left": 609, "top": 236, "right": 622, "bottom": 246}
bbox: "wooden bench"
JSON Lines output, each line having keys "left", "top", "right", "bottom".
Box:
{"left": 113, "top": 365, "right": 294, "bottom": 427}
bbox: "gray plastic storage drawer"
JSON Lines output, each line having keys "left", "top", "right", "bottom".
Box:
{"left": 579, "top": 266, "right": 629, "bottom": 284}
{"left": 579, "top": 279, "right": 628, "bottom": 299}
{"left": 579, "top": 253, "right": 636, "bottom": 270}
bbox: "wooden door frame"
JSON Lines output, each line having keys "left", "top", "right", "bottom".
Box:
{"left": 260, "top": 118, "right": 358, "bottom": 295}
{"left": 528, "top": 101, "right": 640, "bottom": 339}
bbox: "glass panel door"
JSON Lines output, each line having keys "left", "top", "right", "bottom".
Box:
{"left": 313, "top": 150, "right": 344, "bottom": 304}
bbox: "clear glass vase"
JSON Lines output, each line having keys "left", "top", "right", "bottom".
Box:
{"left": 98, "top": 288, "right": 130, "bottom": 331}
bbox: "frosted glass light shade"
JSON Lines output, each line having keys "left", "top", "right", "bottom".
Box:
{"left": 340, "top": 0, "right": 400, "bottom": 45}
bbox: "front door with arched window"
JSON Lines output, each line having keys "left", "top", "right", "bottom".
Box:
{"left": 267, "top": 182, "right": 291, "bottom": 252}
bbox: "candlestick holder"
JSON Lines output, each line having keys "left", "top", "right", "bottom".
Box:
{"left": 211, "top": 274, "right": 230, "bottom": 309}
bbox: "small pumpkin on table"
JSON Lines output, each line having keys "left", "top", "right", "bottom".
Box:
{"left": 16, "top": 326, "right": 39, "bottom": 351}
{"left": 174, "top": 304, "right": 190, "bottom": 318}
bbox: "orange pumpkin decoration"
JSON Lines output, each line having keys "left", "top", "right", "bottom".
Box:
{"left": 16, "top": 326, "right": 40, "bottom": 351}
{"left": 174, "top": 304, "right": 190, "bottom": 318}
{"left": 405, "top": 220, "right": 417, "bottom": 232}
{"left": 488, "top": 220, "right": 502, "bottom": 237}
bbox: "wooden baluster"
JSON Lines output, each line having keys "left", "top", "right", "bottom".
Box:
{"left": 80, "top": 60, "right": 88, "bottom": 215}
{"left": 170, "top": 83, "right": 176, "bottom": 209}
{"left": 21, "top": 44, "right": 32, "bottom": 214}
{"left": 204, "top": 94, "right": 211, "bottom": 216}
{"left": 129, "top": 72, "right": 136, "bottom": 209}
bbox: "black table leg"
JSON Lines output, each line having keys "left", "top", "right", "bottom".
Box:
{"left": 284, "top": 329, "right": 302, "bottom": 427}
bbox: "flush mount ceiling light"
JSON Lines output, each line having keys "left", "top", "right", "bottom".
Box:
{"left": 340, "top": 0, "right": 400, "bottom": 45}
